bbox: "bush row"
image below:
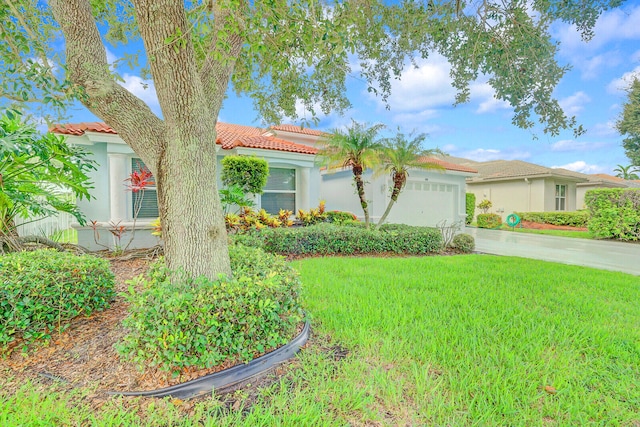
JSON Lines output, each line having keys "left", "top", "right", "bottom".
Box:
{"left": 585, "top": 189, "right": 640, "bottom": 240}
{"left": 465, "top": 193, "right": 476, "bottom": 225}
{"left": 477, "top": 213, "right": 502, "bottom": 229}
{"left": 117, "top": 244, "right": 304, "bottom": 372}
{"left": 242, "top": 223, "right": 444, "bottom": 256}
{"left": 514, "top": 211, "right": 590, "bottom": 227}
{"left": 0, "top": 250, "right": 115, "bottom": 348}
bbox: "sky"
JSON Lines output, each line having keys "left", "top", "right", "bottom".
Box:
{"left": 63, "top": 2, "right": 640, "bottom": 176}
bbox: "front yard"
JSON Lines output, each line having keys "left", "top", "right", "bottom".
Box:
{"left": 1, "top": 255, "right": 638, "bottom": 425}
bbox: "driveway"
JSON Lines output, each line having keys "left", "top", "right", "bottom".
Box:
{"left": 465, "top": 227, "right": 640, "bottom": 276}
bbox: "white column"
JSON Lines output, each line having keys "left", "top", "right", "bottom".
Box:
{"left": 108, "top": 153, "right": 128, "bottom": 222}
{"left": 299, "top": 167, "right": 311, "bottom": 210}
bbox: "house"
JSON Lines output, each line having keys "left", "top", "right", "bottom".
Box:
{"left": 51, "top": 122, "right": 476, "bottom": 250}
{"left": 574, "top": 173, "right": 640, "bottom": 209}
{"left": 443, "top": 157, "right": 590, "bottom": 220}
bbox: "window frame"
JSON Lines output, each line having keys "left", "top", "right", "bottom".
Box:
{"left": 260, "top": 167, "right": 297, "bottom": 215}
{"left": 128, "top": 158, "right": 159, "bottom": 220}
{"left": 555, "top": 184, "right": 567, "bottom": 211}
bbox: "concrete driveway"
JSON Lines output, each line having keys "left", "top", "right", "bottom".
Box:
{"left": 465, "top": 227, "right": 640, "bottom": 276}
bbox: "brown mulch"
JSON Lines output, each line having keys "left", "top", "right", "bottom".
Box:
{"left": 0, "top": 256, "right": 303, "bottom": 406}
{"left": 518, "top": 220, "right": 587, "bottom": 231}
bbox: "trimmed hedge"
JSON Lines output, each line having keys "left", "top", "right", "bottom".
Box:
{"left": 465, "top": 193, "right": 476, "bottom": 225}
{"left": 117, "top": 244, "right": 304, "bottom": 372}
{"left": 477, "top": 213, "right": 502, "bottom": 229}
{"left": 514, "top": 211, "right": 590, "bottom": 228}
{"left": 585, "top": 189, "right": 640, "bottom": 240}
{"left": 0, "top": 250, "right": 115, "bottom": 347}
{"left": 257, "top": 223, "right": 443, "bottom": 256}
{"left": 452, "top": 233, "right": 475, "bottom": 253}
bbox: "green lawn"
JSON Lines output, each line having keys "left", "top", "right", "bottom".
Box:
{"left": 499, "top": 225, "right": 593, "bottom": 239}
{"left": 1, "top": 256, "right": 638, "bottom": 426}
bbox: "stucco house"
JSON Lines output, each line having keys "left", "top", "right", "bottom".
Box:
{"left": 51, "top": 122, "right": 476, "bottom": 250}
{"left": 574, "top": 173, "right": 640, "bottom": 209}
{"left": 444, "top": 157, "right": 590, "bottom": 220}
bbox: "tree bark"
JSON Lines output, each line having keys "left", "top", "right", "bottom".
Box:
{"left": 51, "top": 0, "right": 232, "bottom": 279}
{"left": 376, "top": 176, "right": 405, "bottom": 230}
{"left": 352, "top": 166, "right": 370, "bottom": 228}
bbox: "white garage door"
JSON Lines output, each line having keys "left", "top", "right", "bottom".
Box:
{"left": 387, "top": 180, "right": 456, "bottom": 227}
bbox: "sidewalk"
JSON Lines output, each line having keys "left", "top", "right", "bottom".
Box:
{"left": 464, "top": 227, "right": 640, "bottom": 276}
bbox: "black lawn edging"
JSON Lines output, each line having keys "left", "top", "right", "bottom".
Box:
{"left": 108, "top": 320, "right": 311, "bottom": 399}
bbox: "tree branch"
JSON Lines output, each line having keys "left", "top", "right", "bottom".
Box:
{"left": 199, "top": 2, "right": 246, "bottom": 118}
{"left": 48, "top": 0, "right": 165, "bottom": 173}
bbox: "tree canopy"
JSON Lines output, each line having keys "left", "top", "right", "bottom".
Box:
{"left": 616, "top": 78, "right": 640, "bottom": 167}
{"left": 0, "top": 0, "right": 624, "bottom": 278}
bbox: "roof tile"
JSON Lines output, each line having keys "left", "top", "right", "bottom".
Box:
{"left": 270, "top": 124, "right": 326, "bottom": 137}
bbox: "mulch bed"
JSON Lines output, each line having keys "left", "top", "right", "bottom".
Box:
{"left": 518, "top": 220, "right": 587, "bottom": 231}
{"left": 0, "top": 256, "right": 303, "bottom": 407}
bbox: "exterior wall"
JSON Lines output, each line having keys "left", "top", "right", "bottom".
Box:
{"left": 321, "top": 169, "right": 470, "bottom": 226}
{"left": 467, "top": 178, "right": 546, "bottom": 220}
{"left": 68, "top": 135, "right": 319, "bottom": 250}
{"left": 468, "top": 177, "right": 581, "bottom": 221}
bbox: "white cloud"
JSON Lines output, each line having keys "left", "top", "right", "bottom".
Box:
{"left": 458, "top": 148, "right": 531, "bottom": 162}
{"left": 633, "top": 50, "right": 640, "bottom": 63}
{"left": 607, "top": 66, "right": 640, "bottom": 93}
{"left": 552, "top": 161, "right": 606, "bottom": 174}
{"left": 589, "top": 120, "right": 617, "bottom": 137}
{"left": 119, "top": 73, "right": 160, "bottom": 113}
{"left": 471, "top": 82, "right": 511, "bottom": 114}
{"left": 551, "top": 139, "right": 610, "bottom": 152}
{"left": 556, "top": 5, "right": 640, "bottom": 51}
{"left": 555, "top": 5, "right": 640, "bottom": 79}
{"left": 368, "top": 54, "right": 456, "bottom": 112}
{"left": 559, "top": 91, "right": 591, "bottom": 116}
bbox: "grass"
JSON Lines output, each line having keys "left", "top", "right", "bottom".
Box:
{"left": 49, "top": 228, "right": 78, "bottom": 244}
{"left": 1, "top": 256, "right": 639, "bottom": 425}
{"left": 499, "top": 225, "right": 593, "bottom": 239}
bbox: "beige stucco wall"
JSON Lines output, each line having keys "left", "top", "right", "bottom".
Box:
{"left": 467, "top": 177, "right": 580, "bottom": 221}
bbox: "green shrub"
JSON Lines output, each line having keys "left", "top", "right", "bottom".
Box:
{"left": 258, "top": 223, "right": 443, "bottom": 256}
{"left": 452, "top": 233, "right": 475, "bottom": 253}
{"left": 477, "top": 213, "right": 502, "bottom": 229}
{"left": 0, "top": 250, "right": 115, "bottom": 348}
{"left": 585, "top": 189, "right": 640, "bottom": 240}
{"left": 325, "top": 210, "right": 358, "bottom": 224}
{"left": 221, "top": 155, "right": 269, "bottom": 195}
{"left": 117, "top": 245, "right": 304, "bottom": 373}
{"left": 465, "top": 193, "right": 476, "bottom": 225}
{"left": 514, "top": 211, "right": 590, "bottom": 227}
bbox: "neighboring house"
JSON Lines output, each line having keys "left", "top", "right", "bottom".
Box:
{"left": 321, "top": 157, "right": 477, "bottom": 227}
{"left": 444, "top": 157, "right": 589, "bottom": 220}
{"left": 51, "top": 122, "right": 476, "bottom": 250}
{"left": 574, "top": 174, "right": 640, "bottom": 209}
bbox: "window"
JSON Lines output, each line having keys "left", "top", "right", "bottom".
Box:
{"left": 261, "top": 168, "right": 296, "bottom": 214}
{"left": 555, "top": 184, "right": 566, "bottom": 211}
{"left": 131, "top": 159, "right": 159, "bottom": 218}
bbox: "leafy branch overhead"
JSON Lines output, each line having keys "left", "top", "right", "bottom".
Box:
{"left": 0, "top": 0, "right": 623, "bottom": 279}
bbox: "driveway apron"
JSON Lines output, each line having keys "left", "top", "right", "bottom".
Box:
{"left": 465, "top": 227, "right": 640, "bottom": 276}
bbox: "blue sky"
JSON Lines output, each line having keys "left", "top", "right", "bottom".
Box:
{"left": 66, "top": 3, "right": 640, "bottom": 175}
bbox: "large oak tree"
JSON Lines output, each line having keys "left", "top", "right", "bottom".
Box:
{"left": 1, "top": 0, "right": 623, "bottom": 279}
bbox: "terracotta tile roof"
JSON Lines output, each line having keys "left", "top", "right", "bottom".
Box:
{"left": 467, "top": 160, "right": 588, "bottom": 182}
{"left": 419, "top": 156, "right": 477, "bottom": 173}
{"left": 217, "top": 135, "right": 318, "bottom": 155}
{"left": 51, "top": 121, "right": 317, "bottom": 155}
{"left": 270, "top": 124, "right": 326, "bottom": 137}
{"left": 49, "top": 122, "right": 117, "bottom": 135}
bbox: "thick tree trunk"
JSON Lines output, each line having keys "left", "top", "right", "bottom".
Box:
{"left": 134, "top": 0, "right": 231, "bottom": 279}
{"left": 51, "top": 0, "right": 232, "bottom": 279}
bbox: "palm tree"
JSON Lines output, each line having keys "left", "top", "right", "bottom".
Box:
{"left": 318, "top": 121, "right": 385, "bottom": 228}
{"left": 613, "top": 164, "right": 640, "bottom": 180}
{"left": 375, "top": 132, "right": 444, "bottom": 229}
